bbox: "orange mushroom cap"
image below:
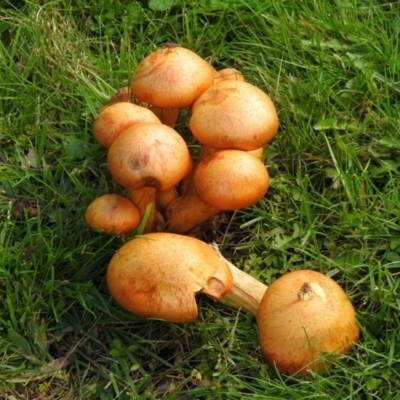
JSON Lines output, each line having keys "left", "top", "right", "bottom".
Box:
{"left": 190, "top": 80, "right": 279, "bottom": 150}
{"left": 193, "top": 149, "right": 270, "bottom": 210}
{"left": 130, "top": 46, "right": 214, "bottom": 109}
{"left": 166, "top": 149, "right": 269, "bottom": 234}
{"left": 93, "top": 102, "right": 160, "bottom": 148}
{"left": 106, "top": 232, "right": 233, "bottom": 322}
{"left": 107, "top": 122, "right": 193, "bottom": 191}
{"left": 85, "top": 194, "right": 140, "bottom": 234}
{"left": 257, "top": 270, "right": 360, "bottom": 375}
{"left": 213, "top": 67, "right": 245, "bottom": 83}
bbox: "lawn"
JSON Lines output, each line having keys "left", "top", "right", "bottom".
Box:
{"left": 1, "top": 0, "right": 399, "bottom": 399}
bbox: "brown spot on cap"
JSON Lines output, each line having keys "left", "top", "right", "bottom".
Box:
{"left": 143, "top": 176, "right": 161, "bottom": 190}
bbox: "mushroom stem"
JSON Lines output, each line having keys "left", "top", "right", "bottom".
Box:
{"left": 222, "top": 263, "right": 268, "bottom": 317}
{"left": 156, "top": 186, "right": 179, "bottom": 215}
{"left": 210, "top": 243, "right": 268, "bottom": 317}
{"left": 165, "top": 190, "right": 221, "bottom": 234}
{"left": 151, "top": 106, "right": 180, "bottom": 128}
{"left": 180, "top": 146, "right": 212, "bottom": 196}
{"left": 129, "top": 187, "right": 157, "bottom": 233}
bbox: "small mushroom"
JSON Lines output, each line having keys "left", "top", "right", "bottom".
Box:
{"left": 128, "top": 187, "right": 166, "bottom": 233}
{"left": 180, "top": 145, "right": 264, "bottom": 196}
{"left": 85, "top": 193, "right": 140, "bottom": 235}
{"left": 190, "top": 80, "right": 279, "bottom": 150}
{"left": 106, "top": 86, "right": 130, "bottom": 106}
{"left": 213, "top": 67, "right": 245, "bottom": 83}
{"left": 106, "top": 232, "right": 233, "bottom": 322}
{"left": 129, "top": 186, "right": 177, "bottom": 233}
{"left": 130, "top": 46, "right": 214, "bottom": 127}
{"left": 166, "top": 149, "right": 269, "bottom": 234}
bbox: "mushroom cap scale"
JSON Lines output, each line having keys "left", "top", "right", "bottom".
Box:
{"left": 106, "top": 232, "right": 233, "bottom": 323}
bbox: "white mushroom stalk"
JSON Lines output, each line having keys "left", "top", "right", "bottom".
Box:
{"left": 210, "top": 242, "right": 268, "bottom": 317}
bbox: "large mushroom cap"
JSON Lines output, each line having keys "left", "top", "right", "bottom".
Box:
{"left": 190, "top": 80, "right": 279, "bottom": 150}
{"left": 257, "top": 270, "right": 360, "bottom": 375}
{"left": 107, "top": 123, "right": 193, "bottom": 191}
{"left": 194, "top": 149, "right": 270, "bottom": 210}
{"left": 130, "top": 47, "right": 214, "bottom": 108}
{"left": 106, "top": 232, "right": 233, "bottom": 322}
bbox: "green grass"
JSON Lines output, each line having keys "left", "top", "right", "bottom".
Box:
{"left": 1, "top": 0, "right": 400, "bottom": 398}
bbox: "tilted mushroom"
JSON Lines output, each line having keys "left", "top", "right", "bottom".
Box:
{"left": 166, "top": 149, "right": 269, "bottom": 234}
{"left": 106, "top": 232, "right": 233, "bottom": 323}
{"left": 130, "top": 46, "right": 214, "bottom": 127}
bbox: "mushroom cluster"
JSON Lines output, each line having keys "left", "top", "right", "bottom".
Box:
{"left": 86, "top": 45, "right": 278, "bottom": 235}
{"left": 86, "top": 45, "right": 359, "bottom": 376}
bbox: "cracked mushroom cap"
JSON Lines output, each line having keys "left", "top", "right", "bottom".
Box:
{"left": 257, "top": 270, "right": 360, "bottom": 375}
{"left": 106, "top": 232, "right": 233, "bottom": 322}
